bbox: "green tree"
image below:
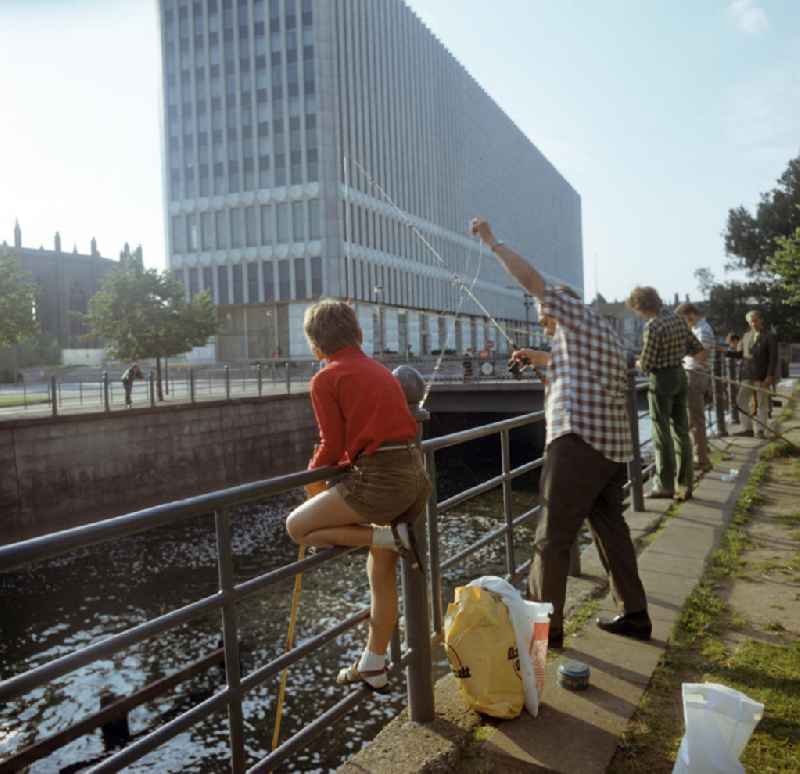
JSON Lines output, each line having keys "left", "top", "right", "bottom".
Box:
{"left": 724, "top": 154, "right": 800, "bottom": 274}
{"left": 693, "top": 267, "right": 716, "bottom": 299}
{"left": 769, "top": 225, "right": 800, "bottom": 306}
{"left": 84, "top": 256, "right": 217, "bottom": 400}
{"left": 0, "top": 251, "right": 38, "bottom": 348}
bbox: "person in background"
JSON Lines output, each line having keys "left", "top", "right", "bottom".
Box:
{"left": 627, "top": 287, "right": 703, "bottom": 501}
{"left": 472, "top": 216, "right": 651, "bottom": 648}
{"left": 462, "top": 347, "right": 474, "bottom": 382}
{"left": 732, "top": 310, "right": 778, "bottom": 438}
{"left": 675, "top": 303, "right": 713, "bottom": 473}
{"left": 120, "top": 363, "right": 144, "bottom": 408}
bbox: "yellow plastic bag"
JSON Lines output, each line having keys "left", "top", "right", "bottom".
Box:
{"left": 444, "top": 585, "right": 523, "bottom": 719}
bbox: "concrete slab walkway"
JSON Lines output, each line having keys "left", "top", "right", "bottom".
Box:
{"left": 340, "top": 425, "right": 775, "bottom": 773}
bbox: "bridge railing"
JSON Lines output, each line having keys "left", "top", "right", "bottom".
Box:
{"left": 0, "top": 355, "right": 536, "bottom": 421}
{"left": 0, "top": 365, "right": 725, "bottom": 772}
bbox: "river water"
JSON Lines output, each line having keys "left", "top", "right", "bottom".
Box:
{"left": 0, "top": 440, "right": 543, "bottom": 773}
{"left": 0, "top": 417, "right": 654, "bottom": 773}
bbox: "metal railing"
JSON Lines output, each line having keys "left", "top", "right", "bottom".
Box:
{"left": 0, "top": 365, "right": 722, "bottom": 772}
{"left": 0, "top": 355, "right": 539, "bottom": 421}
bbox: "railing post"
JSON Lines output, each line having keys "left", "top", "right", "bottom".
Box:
{"left": 500, "top": 428, "right": 515, "bottom": 579}
{"left": 214, "top": 509, "right": 246, "bottom": 773}
{"left": 189, "top": 367, "right": 195, "bottom": 404}
{"left": 713, "top": 350, "right": 727, "bottom": 437}
{"left": 257, "top": 363, "right": 263, "bottom": 396}
{"left": 728, "top": 356, "right": 740, "bottom": 425}
{"left": 285, "top": 360, "right": 291, "bottom": 394}
{"left": 50, "top": 376, "right": 58, "bottom": 417}
{"left": 425, "top": 448, "right": 442, "bottom": 636}
{"left": 626, "top": 369, "right": 645, "bottom": 512}
{"left": 149, "top": 371, "right": 156, "bottom": 408}
{"left": 102, "top": 371, "right": 110, "bottom": 413}
{"left": 224, "top": 365, "right": 231, "bottom": 401}
{"left": 393, "top": 365, "right": 435, "bottom": 722}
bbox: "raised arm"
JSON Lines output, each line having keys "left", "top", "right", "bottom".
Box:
{"left": 471, "top": 217, "right": 546, "bottom": 301}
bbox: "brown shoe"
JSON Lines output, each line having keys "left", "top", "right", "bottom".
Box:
{"left": 645, "top": 488, "right": 674, "bottom": 499}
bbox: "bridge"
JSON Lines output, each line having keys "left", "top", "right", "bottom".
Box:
{"left": 0, "top": 362, "right": 734, "bottom": 773}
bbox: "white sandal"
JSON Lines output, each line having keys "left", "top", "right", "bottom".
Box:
{"left": 336, "top": 661, "right": 389, "bottom": 693}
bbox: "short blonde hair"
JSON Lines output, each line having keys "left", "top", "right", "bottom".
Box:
{"left": 304, "top": 299, "right": 361, "bottom": 356}
{"left": 626, "top": 286, "right": 662, "bottom": 314}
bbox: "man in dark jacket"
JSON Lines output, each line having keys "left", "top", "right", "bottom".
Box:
{"left": 733, "top": 311, "right": 778, "bottom": 438}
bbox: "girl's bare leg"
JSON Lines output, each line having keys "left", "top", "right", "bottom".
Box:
{"left": 286, "top": 488, "right": 373, "bottom": 547}
{"left": 365, "top": 547, "right": 399, "bottom": 655}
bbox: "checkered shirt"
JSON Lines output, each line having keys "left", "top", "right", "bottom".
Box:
{"left": 639, "top": 310, "right": 703, "bottom": 373}
{"left": 541, "top": 286, "right": 632, "bottom": 463}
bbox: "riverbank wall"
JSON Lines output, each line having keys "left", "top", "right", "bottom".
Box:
{"left": 0, "top": 395, "right": 318, "bottom": 542}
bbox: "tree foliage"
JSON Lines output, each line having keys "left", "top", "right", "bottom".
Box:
{"left": 769, "top": 225, "right": 800, "bottom": 307}
{"left": 0, "top": 251, "right": 38, "bottom": 348}
{"left": 84, "top": 258, "right": 217, "bottom": 396}
{"left": 724, "top": 154, "right": 800, "bottom": 274}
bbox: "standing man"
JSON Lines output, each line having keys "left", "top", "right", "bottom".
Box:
{"left": 733, "top": 310, "right": 778, "bottom": 438}
{"left": 675, "top": 303, "right": 713, "bottom": 473}
{"left": 120, "top": 363, "right": 144, "bottom": 408}
{"left": 627, "top": 288, "right": 703, "bottom": 501}
{"left": 471, "top": 217, "right": 651, "bottom": 648}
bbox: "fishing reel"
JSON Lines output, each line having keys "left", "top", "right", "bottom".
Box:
{"left": 507, "top": 354, "right": 531, "bottom": 378}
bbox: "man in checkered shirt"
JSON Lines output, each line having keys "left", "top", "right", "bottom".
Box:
{"left": 471, "top": 217, "right": 651, "bottom": 647}
{"left": 628, "top": 287, "right": 704, "bottom": 500}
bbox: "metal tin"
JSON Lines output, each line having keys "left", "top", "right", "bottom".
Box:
{"left": 558, "top": 660, "right": 590, "bottom": 690}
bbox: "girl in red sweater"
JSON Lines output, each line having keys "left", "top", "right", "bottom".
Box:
{"left": 286, "top": 299, "right": 431, "bottom": 691}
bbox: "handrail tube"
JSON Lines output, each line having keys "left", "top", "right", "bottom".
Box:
{"left": 0, "top": 465, "right": 346, "bottom": 573}
{"left": 439, "top": 503, "right": 542, "bottom": 574}
{"left": 0, "top": 593, "right": 223, "bottom": 703}
{"left": 420, "top": 411, "right": 544, "bottom": 453}
{"left": 0, "top": 648, "right": 225, "bottom": 773}
{"left": 437, "top": 473, "right": 504, "bottom": 514}
{"left": 509, "top": 457, "right": 544, "bottom": 480}
{"left": 252, "top": 649, "right": 409, "bottom": 774}
{"left": 89, "top": 688, "right": 231, "bottom": 773}
{"left": 234, "top": 545, "right": 358, "bottom": 600}
{"left": 240, "top": 608, "right": 371, "bottom": 693}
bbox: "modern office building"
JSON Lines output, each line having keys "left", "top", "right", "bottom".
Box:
{"left": 159, "top": 0, "right": 583, "bottom": 361}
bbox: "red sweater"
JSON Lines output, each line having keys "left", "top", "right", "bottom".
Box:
{"left": 308, "top": 346, "right": 417, "bottom": 469}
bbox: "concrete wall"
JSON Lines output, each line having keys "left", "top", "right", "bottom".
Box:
{"left": 0, "top": 394, "right": 319, "bottom": 543}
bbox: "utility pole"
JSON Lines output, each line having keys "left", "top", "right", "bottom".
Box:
{"left": 523, "top": 292, "right": 533, "bottom": 347}
{"left": 374, "top": 284, "right": 384, "bottom": 359}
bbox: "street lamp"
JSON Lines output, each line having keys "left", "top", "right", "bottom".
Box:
{"left": 374, "top": 284, "right": 384, "bottom": 358}
{"left": 506, "top": 285, "right": 535, "bottom": 348}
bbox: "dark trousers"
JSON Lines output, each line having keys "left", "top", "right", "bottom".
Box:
{"left": 529, "top": 433, "right": 648, "bottom": 633}
{"left": 649, "top": 366, "right": 692, "bottom": 492}
{"left": 123, "top": 381, "right": 133, "bottom": 406}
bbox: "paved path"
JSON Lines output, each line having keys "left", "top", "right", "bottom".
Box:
{"left": 339, "top": 389, "right": 796, "bottom": 773}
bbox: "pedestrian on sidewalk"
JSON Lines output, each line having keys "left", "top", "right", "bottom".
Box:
{"left": 471, "top": 217, "right": 652, "bottom": 648}
{"left": 285, "top": 299, "right": 431, "bottom": 692}
{"left": 628, "top": 287, "right": 703, "bottom": 501}
{"left": 732, "top": 310, "right": 778, "bottom": 438}
{"left": 675, "top": 303, "right": 713, "bottom": 473}
{"left": 462, "top": 347, "right": 474, "bottom": 382}
{"left": 120, "top": 363, "right": 144, "bottom": 407}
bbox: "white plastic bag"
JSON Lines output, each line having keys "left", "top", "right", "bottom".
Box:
{"left": 672, "top": 683, "right": 764, "bottom": 774}
{"left": 466, "top": 576, "right": 553, "bottom": 717}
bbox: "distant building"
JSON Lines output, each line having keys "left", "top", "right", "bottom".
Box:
{"left": 0, "top": 221, "right": 119, "bottom": 349}
{"left": 158, "top": 0, "right": 583, "bottom": 361}
{"left": 594, "top": 300, "right": 645, "bottom": 353}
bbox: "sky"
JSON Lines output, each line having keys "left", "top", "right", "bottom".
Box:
{"left": 0, "top": 0, "right": 798, "bottom": 303}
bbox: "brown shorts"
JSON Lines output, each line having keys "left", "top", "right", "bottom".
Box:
{"left": 336, "top": 446, "right": 432, "bottom": 526}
